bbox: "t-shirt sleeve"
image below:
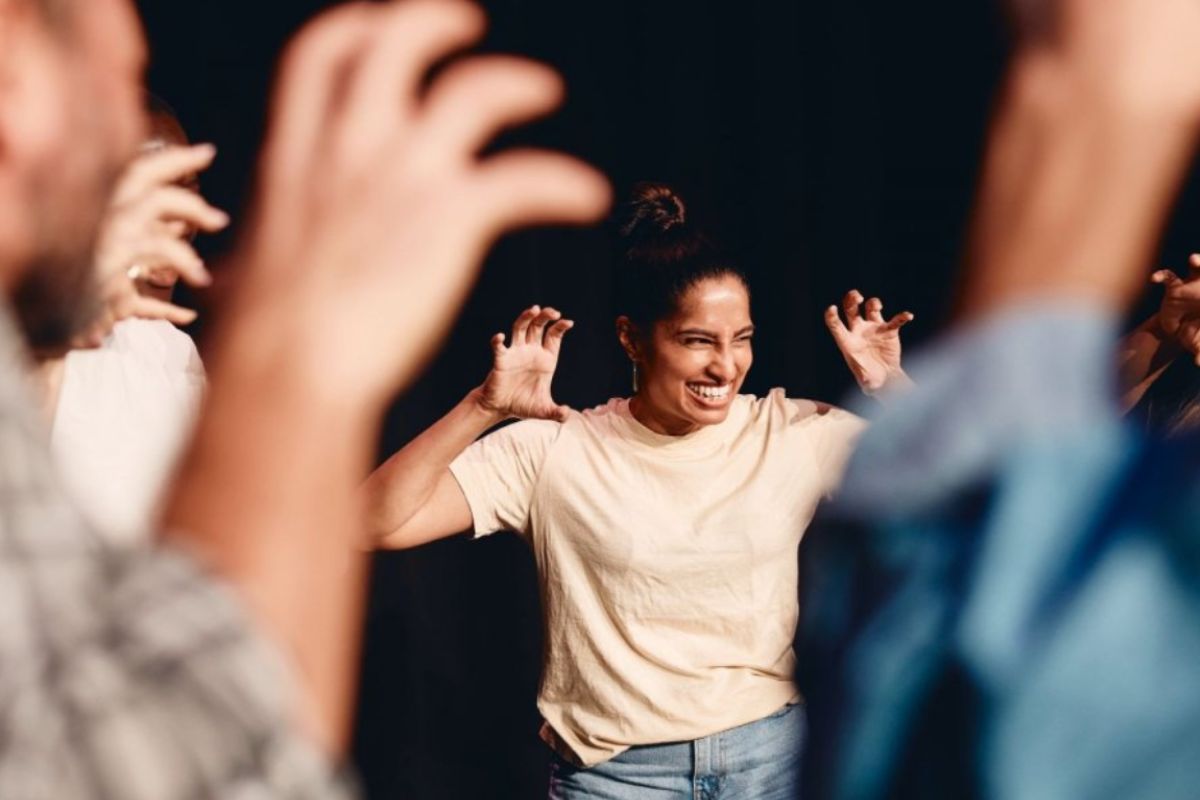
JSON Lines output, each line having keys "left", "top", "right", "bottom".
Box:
{"left": 809, "top": 406, "right": 868, "bottom": 495}
{"left": 779, "top": 391, "right": 867, "bottom": 497}
{"left": 448, "top": 418, "right": 561, "bottom": 538}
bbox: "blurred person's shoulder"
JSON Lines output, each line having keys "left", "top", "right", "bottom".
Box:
{"left": 107, "top": 318, "right": 205, "bottom": 377}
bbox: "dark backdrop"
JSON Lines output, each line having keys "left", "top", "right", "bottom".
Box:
{"left": 136, "top": 1, "right": 1199, "bottom": 797}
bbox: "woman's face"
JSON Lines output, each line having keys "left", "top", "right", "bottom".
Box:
{"left": 631, "top": 274, "right": 754, "bottom": 435}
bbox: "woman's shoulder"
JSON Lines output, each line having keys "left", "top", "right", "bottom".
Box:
{"left": 746, "top": 387, "right": 865, "bottom": 430}
{"left": 576, "top": 396, "right": 628, "bottom": 424}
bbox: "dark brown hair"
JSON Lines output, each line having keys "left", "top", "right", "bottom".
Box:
{"left": 614, "top": 182, "right": 748, "bottom": 329}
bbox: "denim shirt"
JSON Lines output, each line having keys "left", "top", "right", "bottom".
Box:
{"left": 800, "top": 304, "right": 1200, "bottom": 800}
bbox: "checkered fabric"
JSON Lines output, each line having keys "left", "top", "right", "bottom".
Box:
{"left": 0, "top": 305, "right": 354, "bottom": 800}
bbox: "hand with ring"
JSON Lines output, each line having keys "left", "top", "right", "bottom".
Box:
{"left": 78, "top": 144, "right": 229, "bottom": 347}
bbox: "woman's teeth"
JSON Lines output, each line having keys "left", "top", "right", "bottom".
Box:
{"left": 687, "top": 383, "right": 731, "bottom": 401}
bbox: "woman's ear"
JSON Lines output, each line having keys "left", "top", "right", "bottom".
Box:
{"left": 616, "top": 315, "right": 641, "bottom": 361}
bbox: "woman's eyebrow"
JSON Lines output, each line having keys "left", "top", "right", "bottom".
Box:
{"left": 675, "top": 325, "right": 756, "bottom": 336}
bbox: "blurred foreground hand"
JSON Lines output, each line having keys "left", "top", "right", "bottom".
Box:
{"left": 80, "top": 144, "right": 227, "bottom": 345}
{"left": 166, "top": 0, "right": 610, "bottom": 756}
{"left": 230, "top": 0, "right": 611, "bottom": 401}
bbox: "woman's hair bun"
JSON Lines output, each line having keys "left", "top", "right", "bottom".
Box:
{"left": 618, "top": 182, "right": 687, "bottom": 242}
{"left": 611, "top": 180, "right": 746, "bottom": 327}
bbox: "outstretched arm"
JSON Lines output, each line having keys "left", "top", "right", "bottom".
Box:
{"left": 362, "top": 305, "right": 575, "bottom": 549}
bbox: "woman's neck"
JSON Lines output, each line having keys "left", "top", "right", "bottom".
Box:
{"left": 628, "top": 394, "right": 701, "bottom": 437}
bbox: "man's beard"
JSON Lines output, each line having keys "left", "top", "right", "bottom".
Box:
{"left": 13, "top": 159, "right": 115, "bottom": 352}
{"left": 13, "top": 246, "right": 97, "bottom": 352}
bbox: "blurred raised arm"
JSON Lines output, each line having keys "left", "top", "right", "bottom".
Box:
{"left": 162, "top": 0, "right": 608, "bottom": 755}
{"left": 960, "top": 0, "right": 1200, "bottom": 320}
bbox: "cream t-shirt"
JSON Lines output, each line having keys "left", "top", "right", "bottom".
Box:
{"left": 51, "top": 318, "right": 205, "bottom": 545}
{"left": 448, "top": 388, "right": 865, "bottom": 766}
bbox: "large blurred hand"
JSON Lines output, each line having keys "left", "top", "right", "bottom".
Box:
{"left": 82, "top": 144, "right": 228, "bottom": 345}
{"left": 477, "top": 305, "right": 573, "bottom": 422}
{"left": 825, "top": 289, "right": 914, "bottom": 394}
{"left": 1150, "top": 253, "right": 1200, "bottom": 364}
{"left": 234, "top": 0, "right": 610, "bottom": 403}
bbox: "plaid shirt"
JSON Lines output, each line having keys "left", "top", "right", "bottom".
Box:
{"left": 0, "top": 306, "right": 354, "bottom": 800}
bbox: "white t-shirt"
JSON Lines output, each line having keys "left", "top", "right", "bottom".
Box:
{"left": 449, "top": 388, "right": 865, "bottom": 766}
{"left": 51, "top": 319, "right": 205, "bottom": 545}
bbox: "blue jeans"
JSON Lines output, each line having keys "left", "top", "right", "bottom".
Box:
{"left": 547, "top": 703, "right": 806, "bottom": 799}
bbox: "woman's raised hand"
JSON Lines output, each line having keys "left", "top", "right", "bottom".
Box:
{"left": 477, "top": 305, "right": 574, "bottom": 421}
{"left": 825, "top": 289, "right": 914, "bottom": 395}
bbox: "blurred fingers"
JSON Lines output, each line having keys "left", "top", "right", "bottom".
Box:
{"left": 881, "top": 311, "right": 916, "bottom": 332}
{"left": 526, "top": 306, "right": 560, "bottom": 344}
{"left": 418, "top": 56, "right": 563, "bottom": 158}
{"left": 1152, "top": 269, "right": 1184, "bottom": 289}
{"left": 865, "top": 296, "right": 884, "bottom": 323}
{"left": 824, "top": 305, "right": 848, "bottom": 341}
{"left": 471, "top": 149, "right": 611, "bottom": 235}
{"left": 340, "top": 0, "right": 486, "bottom": 151}
{"left": 511, "top": 305, "right": 539, "bottom": 344}
{"left": 544, "top": 319, "right": 574, "bottom": 356}
{"left": 128, "top": 295, "right": 199, "bottom": 326}
{"left": 132, "top": 186, "right": 229, "bottom": 232}
{"left": 114, "top": 144, "right": 218, "bottom": 205}
{"left": 265, "top": 2, "right": 375, "bottom": 175}
{"left": 842, "top": 290, "right": 863, "bottom": 325}
{"left": 130, "top": 236, "right": 211, "bottom": 287}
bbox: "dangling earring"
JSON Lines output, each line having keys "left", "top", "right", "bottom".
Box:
{"left": 631, "top": 362, "right": 640, "bottom": 394}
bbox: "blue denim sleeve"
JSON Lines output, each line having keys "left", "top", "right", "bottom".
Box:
{"left": 798, "top": 303, "right": 1200, "bottom": 800}
{"left": 833, "top": 303, "right": 1121, "bottom": 519}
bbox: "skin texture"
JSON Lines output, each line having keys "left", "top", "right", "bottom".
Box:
{"left": 619, "top": 275, "right": 756, "bottom": 436}
{"left": 0, "top": 0, "right": 147, "bottom": 349}
{"left": 959, "top": 0, "right": 1200, "bottom": 321}
{"left": 824, "top": 290, "right": 915, "bottom": 395}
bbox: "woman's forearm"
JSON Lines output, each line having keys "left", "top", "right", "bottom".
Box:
{"left": 361, "top": 387, "right": 505, "bottom": 544}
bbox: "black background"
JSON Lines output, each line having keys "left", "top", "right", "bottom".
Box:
{"left": 136, "top": 1, "right": 1197, "bottom": 796}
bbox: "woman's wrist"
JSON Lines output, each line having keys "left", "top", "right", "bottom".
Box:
{"left": 865, "top": 367, "right": 915, "bottom": 399}
{"left": 465, "top": 385, "right": 510, "bottom": 426}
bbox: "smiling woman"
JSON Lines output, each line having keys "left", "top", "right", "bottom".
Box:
{"left": 615, "top": 184, "right": 756, "bottom": 434}
{"left": 359, "top": 182, "right": 914, "bottom": 799}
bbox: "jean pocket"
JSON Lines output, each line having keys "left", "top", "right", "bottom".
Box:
{"left": 764, "top": 702, "right": 799, "bottom": 721}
